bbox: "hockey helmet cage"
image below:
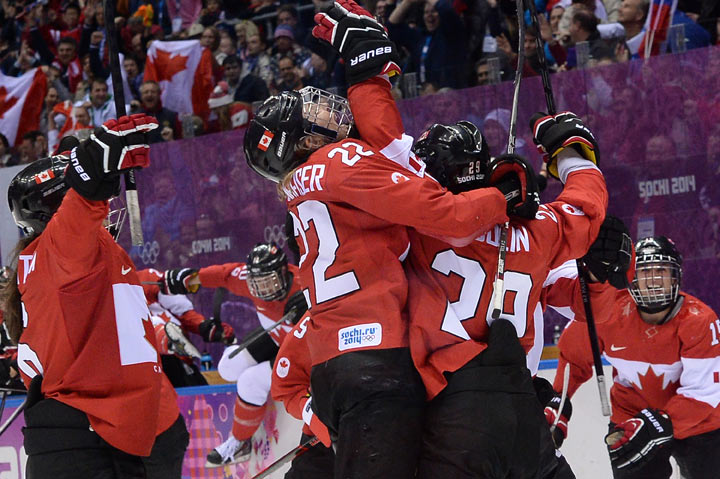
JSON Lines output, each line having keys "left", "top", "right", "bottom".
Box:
{"left": 246, "top": 242, "right": 290, "bottom": 301}
{"left": 629, "top": 236, "right": 683, "bottom": 314}
{"left": 8, "top": 155, "right": 70, "bottom": 236}
{"left": 245, "top": 87, "right": 353, "bottom": 183}
{"left": 413, "top": 120, "right": 490, "bottom": 194}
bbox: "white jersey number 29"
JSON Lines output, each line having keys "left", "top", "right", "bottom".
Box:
{"left": 431, "top": 250, "right": 532, "bottom": 339}
{"left": 291, "top": 201, "right": 360, "bottom": 305}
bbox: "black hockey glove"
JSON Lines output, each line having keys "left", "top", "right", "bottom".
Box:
{"left": 65, "top": 114, "right": 158, "bottom": 200}
{"left": 487, "top": 154, "right": 540, "bottom": 219}
{"left": 283, "top": 291, "right": 309, "bottom": 324}
{"left": 198, "top": 319, "right": 236, "bottom": 345}
{"left": 582, "top": 215, "right": 633, "bottom": 289}
{"left": 605, "top": 408, "right": 673, "bottom": 470}
{"left": 162, "top": 268, "right": 200, "bottom": 295}
{"left": 544, "top": 392, "right": 573, "bottom": 448}
{"left": 312, "top": 0, "right": 401, "bottom": 85}
{"left": 530, "top": 111, "right": 599, "bottom": 180}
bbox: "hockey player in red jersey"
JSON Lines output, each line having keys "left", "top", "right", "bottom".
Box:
{"left": 244, "top": 3, "right": 524, "bottom": 477}
{"left": 271, "top": 313, "right": 334, "bottom": 478}
{"left": 555, "top": 235, "right": 720, "bottom": 478}
{"left": 3, "top": 117, "right": 188, "bottom": 478}
{"left": 160, "top": 242, "right": 308, "bottom": 467}
{"left": 138, "top": 268, "right": 235, "bottom": 387}
{"left": 405, "top": 112, "right": 607, "bottom": 479}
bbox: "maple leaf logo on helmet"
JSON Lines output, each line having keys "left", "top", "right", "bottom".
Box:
{"left": 258, "top": 130, "right": 274, "bottom": 151}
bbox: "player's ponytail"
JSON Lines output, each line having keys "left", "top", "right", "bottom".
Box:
{"left": 2, "top": 234, "right": 38, "bottom": 344}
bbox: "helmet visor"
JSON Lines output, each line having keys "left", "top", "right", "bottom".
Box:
{"left": 629, "top": 255, "right": 681, "bottom": 311}
{"left": 300, "top": 87, "right": 353, "bottom": 142}
{"left": 247, "top": 268, "right": 288, "bottom": 301}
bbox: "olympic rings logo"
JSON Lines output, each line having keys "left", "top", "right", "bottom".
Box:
{"left": 264, "top": 224, "right": 286, "bottom": 248}
{"left": 140, "top": 241, "right": 161, "bottom": 265}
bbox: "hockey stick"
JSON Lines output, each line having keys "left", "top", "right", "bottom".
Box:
{"left": 211, "top": 287, "right": 228, "bottom": 333}
{"left": 550, "top": 362, "right": 571, "bottom": 439}
{"left": 105, "top": 0, "right": 143, "bottom": 246}
{"left": 491, "top": 0, "right": 526, "bottom": 319}
{"left": 227, "top": 307, "right": 298, "bottom": 360}
{"left": 525, "top": 0, "right": 610, "bottom": 416}
{"left": 0, "top": 399, "right": 25, "bottom": 436}
{"left": 252, "top": 435, "right": 319, "bottom": 479}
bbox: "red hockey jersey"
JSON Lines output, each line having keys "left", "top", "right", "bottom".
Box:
{"left": 285, "top": 80, "right": 510, "bottom": 366}
{"left": 197, "top": 263, "right": 301, "bottom": 345}
{"left": 138, "top": 268, "right": 206, "bottom": 334}
{"left": 406, "top": 167, "right": 607, "bottom": 399}
{"left": 16, "top": 189, "right": 178, "bottom": 456}
{"left": 555, "top": 290, "right": 720, "bottom": 439}
{"left": 271, "top": 313, "right": 314, "bottom": 436}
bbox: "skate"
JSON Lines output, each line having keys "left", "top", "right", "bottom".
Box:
{"left": 205, "top": 436, "right": 252, "bottom": 467}
{"left": 164, "top": 322, "right": 201, "bottom": 359}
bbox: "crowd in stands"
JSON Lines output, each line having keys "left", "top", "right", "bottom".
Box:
{"left": 0, "top": 0, "right": 719, "bottom": 164}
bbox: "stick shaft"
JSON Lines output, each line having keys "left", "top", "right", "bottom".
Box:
{"left": 104, "top": 0, "right": 143, "bottom": 246}
{"left": 228, "top": 307, "right": 297, "bottom": 359}
{"left": 252, "top": 436, "right": 319, "bottom": 479}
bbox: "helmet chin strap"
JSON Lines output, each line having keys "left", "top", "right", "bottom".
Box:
{"left": 639, "top": 295, "right": 684, "bottom": 325}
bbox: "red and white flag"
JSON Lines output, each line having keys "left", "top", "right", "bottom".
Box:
{"left": 0, "top": 68, "right": 47, "bottom": 147}
{"left": 144, "top": 40, "right": 213, "bottom": 118}
{"left": 638, "top": 0, "right": 678, "bottom": 58}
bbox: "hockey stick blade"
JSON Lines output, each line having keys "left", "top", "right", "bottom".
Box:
{"left": 227, "top": 307, "right": 298, "bottom": 360}
{"left": 252, "top": 435, "right": 319, "bottom": 479}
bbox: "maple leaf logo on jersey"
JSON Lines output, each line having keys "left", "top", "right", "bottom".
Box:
{"left": 276, "top": 356, "right": 290, "bottom": 378}
{"left": 151, "top": 49, "right": 188, "bottom": 82}
{"left": 637, "top": 366, "right": 678, "bottom": 406}
{"left": 0, "top": 87, "right": 19, "bottom": 120}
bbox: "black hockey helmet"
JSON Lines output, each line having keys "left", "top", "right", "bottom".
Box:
{"left": 244, "top": 86, "right": 353, "bottom": 183}
{"left": 629, "top": 236, "right": 683, "bottom": 314}
{"left": 8, "top": 155, "right": 70, "bottom": 236}
{"left": 412, "top": 120, "right": 491, "bottom": 193}
{"left": 246, "top": 242, "right": 290, "bottom": 301}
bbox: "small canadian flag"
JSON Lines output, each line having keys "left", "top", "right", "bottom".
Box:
{"left": 34, "top": 169, "right": 55, "bottom": 184}
{"left": 258, "top": 131, "right": 274, "bottom": 151}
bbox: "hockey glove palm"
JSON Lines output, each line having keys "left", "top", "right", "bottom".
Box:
{"left": 283, "top": 291, "right": 309, "bottom": 324}
{"left": 302, "top": 397, "right": 332, "bottom": 447}
{"left": 544, "top": 393, "right": 573, "bottom": 448}
{"left": 65, "top": 114, "right": 158, "bottom": 200}
{"left": 162, "top": 268, "right": 200, "bottom": 295}
{"left": 313, "top": 1, "right": 401, "bottom": 85}
{"left": 531, "top": 112, "right": 599, "bottom": 180}
{"left": 582, "top": 215, "right": 633, "bottom": 289}
{"left": 198, "top": 319, "right": 236, "bottom": 345}
{"left": 605, "top": 408, "right": 673, "bottom": 470}
{"left": 487, "top": 154, "right": 540, "bottom": 219}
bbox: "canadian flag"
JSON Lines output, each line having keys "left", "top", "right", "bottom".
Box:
{"left": 258, "top": 131, "right": 274, "bottom": 151}
{"left": 0, "top": 68, "right": 47, "bottom": 147}
{"left": 34, "top": 169, "right": 55, "bottom": 184}
{"left": 144, "top": 40, "right": 213, "bottom": 118}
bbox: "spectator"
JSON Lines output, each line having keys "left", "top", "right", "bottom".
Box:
{"left": 17, "top": 131, "right": 46, "bottom": 164}
{"left": 388, "top": 0, "right": 469, "bottom": 89}
{"left": 302, "top": 42, "right": 336, "bottom": 90}
{"left": 198, "top": 0, "right": 226, "bottom": 26}
{"left": 272, "top": 56, "right": 304, "bottom": 93}
{"left": 136, "top": 80, "right": 180, "bottom": 143}
{"left": 473, "top": 58, "right": 492, "bottom": 86}
{"left": 550, "top": 5, "right": 565, "bottom": 36}
{"left": 206, "top": 81, "right": 253, "bottom": 133}
{"left": 497, "top": 26, "right": 562, "bottom": 77}
{"left": 86, "top": 78, "right": 116, "bottom": 126}
{"left": 216, "top": 35, "right": 236, "bottom": 65}
{"left": 269, "top": 25, "right": 311, "bottom": 75}
{"left": 276, "top": 4, "right": 308, "bottom": 46}
{"left": 645, "top": 134, "right": 676, "bottom": 163}
{"left": 0, "top": 133, "right": 17, "bottom": 167}
{"left": 234, "top": 20, "right": 259, "bottom": 58}
{"left": 49, "top": 37, "right": 83, "bottom": 93}
{"left": 200, "top": 26, "right": 220, "bottom": 52}
{"left": 121, "top": 16, "right": 146, "bottom": 55}
{"left": 6, "top": 41, "right": 38, "bottom": 77}
{"left": 241, "top": 34, "right": 273, "bottom": 86}
{"left": 618, "top": 0, "right": 650, "bottom": 56}
{"left": 569, "top": 9, "right": 614, "bottom": 60}
{"left": 39, "top": 86, "right": 60, "bottom": 135}
{"left": 556, "top": 0, "right": 608, "bottom": 41}
{"left": 222, "top": 55, "right": 269, "bottom": 104}
{"left": 123, "top": 55, "right": 143, "bottom": 100}
{"left": 166, "top": 0, "right": 203, "bottom": 32}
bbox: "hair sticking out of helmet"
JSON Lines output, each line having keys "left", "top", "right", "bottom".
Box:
{"left": 628, "top": 236, "right": 683, "bottom": 315}
{"left": 0, "top": 266, "right": 13, "bottom": 288}
{"left": 7, "top": 156, "right": 70, "bottom": 236}
{"left": 412, "top": 120, "right": 490, "bottom": 194}
{"left": 244, "top": 87, "right": 354, "bottom": 183}
{"left": 105, "top": 196, "right": 127, "bottom": 241}
{"left": 246, "top": 242, "right": 290, "bottom": 301}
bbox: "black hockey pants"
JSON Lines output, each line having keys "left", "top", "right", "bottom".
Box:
{"left": 310, "top": 347, "right": 426, "bottom": 479}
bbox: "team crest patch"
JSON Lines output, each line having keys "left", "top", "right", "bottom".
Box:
{"left": 258, "top": 131, "right": 274, "bottom": 151}
{"left": 34, "top": 169, "right": 55, "bottom": 184}
{"left": 338, "top": 323, "right": 382, "bottom": 351}
{"left": 276, "top": 357, "right": 290, "bottom": 378}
